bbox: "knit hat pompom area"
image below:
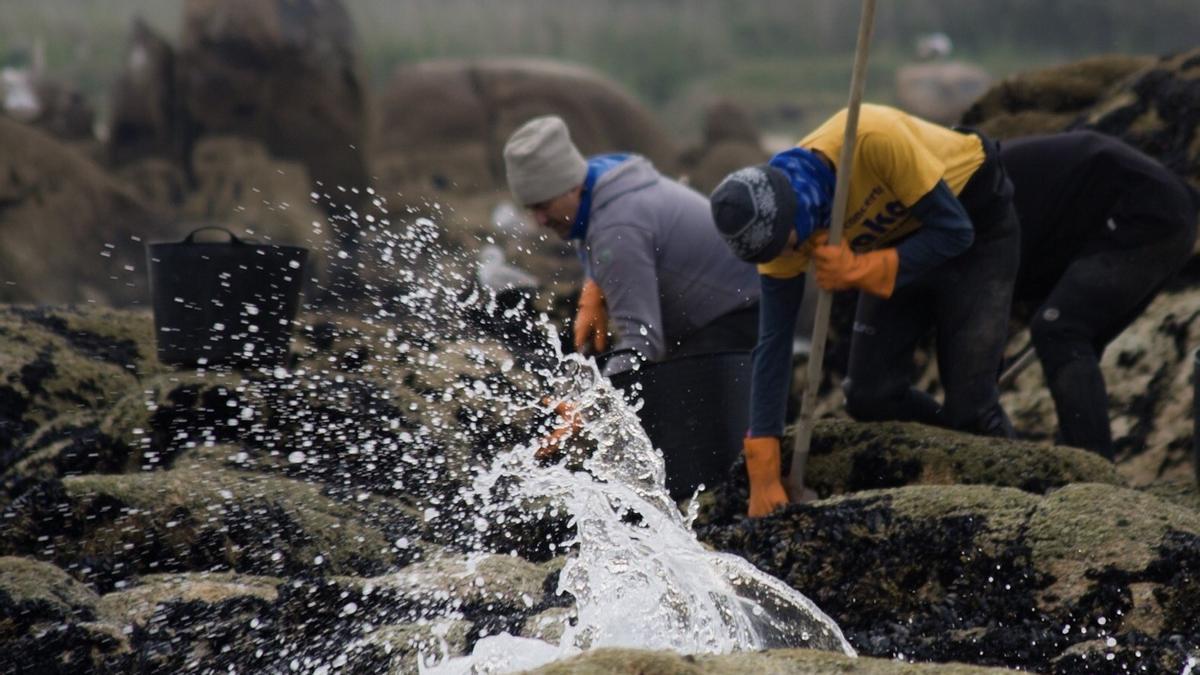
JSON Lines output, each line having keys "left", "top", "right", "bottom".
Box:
{"left": 502, "top": 115, "right": 589, "bottom": 206}
{"left": 708, "top": 164, "right": 796, "bottom": 263}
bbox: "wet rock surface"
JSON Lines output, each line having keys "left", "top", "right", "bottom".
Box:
{"left": 0, "top": 304, "right": 1196, "bottom": 672}
{"left": 697, "top": 484, "right": 1200, "bottom": 673}
{"left": 529, "top": 646, "right": 1017, "bottom": 674}
{"left": 0, "top": 301, "right": 582, "bottom": 672}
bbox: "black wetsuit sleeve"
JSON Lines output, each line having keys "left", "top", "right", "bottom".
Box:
{"left": 896, "top": 180, "right": 975, "bottom": 287}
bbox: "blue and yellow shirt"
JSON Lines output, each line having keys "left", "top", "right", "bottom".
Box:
{"left": 758, "top": 104, "right": 984, "bottom": 279}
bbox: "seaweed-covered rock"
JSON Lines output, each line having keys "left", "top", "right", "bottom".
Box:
{"left": 0, "top": 555, "right": 100, "bottom": 622}
{"left": 0, "top": 306, "right": 160, "bottom": 469}
{"left": 803, "top": 419, "right": 1120, "bottom": 497}
{"left": 960, "top": 55, "right": 1155, "bottom": 139}
{"left": 530, "top": 646, "right": 1015, "bottom": 674}
{"left": 962, "top": 49, "right": 1200, "bottom": 188}
{"left": 362, "top": 554, "right": 563, "bottom": 613}
{"left": 697, "top": 419, "right": 1119, "bottom": 528}
{"left": 0, "top": 463, "right": 410, "bottom": 592}
{"left": 95, "top": 571, "right": 280, "bottom": 627}
{"left": 0, "top": 556, "right": 126, "bottom": 674}
{"left": 698, "top": 483, "right": 1200, "bottom": 672}
{"left": 361, "top": 620, "right": 472, "bottom": 673}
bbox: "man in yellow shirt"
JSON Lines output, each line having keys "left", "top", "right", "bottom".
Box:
{"left": 710, "top": 104, "right": 1020, "bottom": 516}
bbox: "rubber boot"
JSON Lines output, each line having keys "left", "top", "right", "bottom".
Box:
{"left": 743, "top": 436, "right": 789, "bottom": 518}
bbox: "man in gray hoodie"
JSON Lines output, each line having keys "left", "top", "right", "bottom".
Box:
{"left": 503, "top": 115, "right": 760, "bottom": 374}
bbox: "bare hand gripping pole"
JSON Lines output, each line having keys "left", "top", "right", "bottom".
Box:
{"left": 787, "top": 0, "right": 877, "bottom": 502}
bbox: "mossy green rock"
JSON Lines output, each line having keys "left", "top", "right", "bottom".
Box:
{"left": 529, "top": 647, "right": 1016, "bottom": 674}
{"left": 0, "top": 306, "right": 160, "bottom": 461}
{"left": 960, "top": 54, "right": 1155, "bottom": 139}
{"left": 0, "top": 459, "right": 413, "bottom": 591}
{"left": 0, "top": 555, "right": 100, "bottom": 623}
{"left": 803, "top": 419, "right": 1120, "bottom": 496}
{"left": 962, "top": 48, "right": 1200, "bottom": 188}
{"left": 0, "top": 556, "right": 127, "bottom": 673}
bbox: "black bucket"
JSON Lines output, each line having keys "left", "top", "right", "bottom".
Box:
{"left": 608, "top": 351, "right": 751, "bottom": 499}
{"left": 147, "top": 227, "right": 308, "bottom": 368}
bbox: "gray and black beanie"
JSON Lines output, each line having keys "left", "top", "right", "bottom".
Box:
{"left": 709, "top": 164, "right": 797, "bottom": 264}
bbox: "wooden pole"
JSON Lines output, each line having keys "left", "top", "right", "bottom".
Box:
{"left": 787, "top": 0, "right": 877, "bottom": 502}
{"left": 998, "top": 341, "right": 1037, "bottom": 390}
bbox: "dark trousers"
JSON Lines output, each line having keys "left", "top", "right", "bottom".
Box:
{"left": 671, "top": 304, "right": 759, "bottom": 358}
{"left": 1025, "top": 217, "right": 1196, "bottom": 459}
{"left": 843, "top": 201, "right": 1021, "bottom": 436}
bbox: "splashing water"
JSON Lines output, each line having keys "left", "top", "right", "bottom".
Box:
{"left": 421, "top": 348, "right": 853, "bottom": 672}
{"left": 103, "top": 189, "right": 853, "bottom": 672}
{"left": 1184, "top": 655, "right": 1197, "bottom": 675}
{"left": 311, "top": 205, "right": 854, "bottom": 671}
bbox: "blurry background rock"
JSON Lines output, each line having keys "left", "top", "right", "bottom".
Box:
{"left": 107, "top": 18, "right": 182, "bottom": 168}
{"left": 678, "top": 98, "right": 769, "bottom": 194}
{"left": 0, "top": 117, "right": 169, "bottom": 306}
{"left": 373, "top": 57, "right": 678, "bottom": 199}
{"left": 894, "top": 32, "right": 992, "bottom": 126}
{"left": 175, "top": 0, "right": 370, "bottom": 202}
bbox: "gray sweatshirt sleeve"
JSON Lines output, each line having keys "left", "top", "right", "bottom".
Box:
{"left": 586, "top": 223, "right": 665, "bottom": 374}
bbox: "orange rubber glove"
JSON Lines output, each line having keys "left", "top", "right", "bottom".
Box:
{"left": 536, "top": 400, "right": 583, "bottom": 461}
{"left": 811, "top": 232, "right": 899, "bottom": 299}
{"left": 573, "top": 279, "right": 609, "bottom": 355}
{"left": 743, "top": 436, "right": 789, "bottom": 518}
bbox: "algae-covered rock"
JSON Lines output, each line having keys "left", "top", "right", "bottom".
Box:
{"left": 802, "top": 419, "right": 1120, "bottom": 496}
{"left": 961, "top": 49, "right": 1200, "bottom": 189}
{"left": 0, "top": 306, "right": 161, "bottom": 469}
{"left": 1025, "top": 483, "right": 1200, "bottom": 627}
{"left": 520, "top": 606, "right": 575, "bottom": 643}
{"left": 698, "top": 483, "right": 1200, "bottom": 672}
{"left": 95, "top": 571, "right": 281, "bottom": 626}
{"left": 960, "top": 54, "right": 1155, "bottom": 139}
{"left": 0, "top": 557, "right": 128, "bottom": 674}
{"left": 363, "top": 553, "right": 563, "bottom": 613}
{"left": 1081, "top": 48, "right": 1200, "bottom": 187}
{"left": 0, "top": 555, "right": 100, "bottom": 622}
{"left": 0, "top": 462, "right": 410, "bottom": 592}
{"left": 362, "top": 620, "right": 472, "bottom": 673}
{"left": 697, "top": 419, "right": 1119, "bottom": 528}
{"left": 530, "top": 646, "right": 1016, "bottom": 674}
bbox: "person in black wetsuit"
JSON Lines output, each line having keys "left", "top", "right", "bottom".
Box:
{"left": 1001, "top": 131, "right": 1200, "bottom": 460}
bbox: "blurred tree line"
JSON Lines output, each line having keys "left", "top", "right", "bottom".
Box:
{"left": 1, "top": 0, "right": 1197, "bottom": 133}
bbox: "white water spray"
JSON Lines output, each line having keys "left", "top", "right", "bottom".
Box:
{"left": 276, "top": 203, "right": 852, "bottom": 672}
{"left": 422, "top": 350, "right": 853, "bottom": 673}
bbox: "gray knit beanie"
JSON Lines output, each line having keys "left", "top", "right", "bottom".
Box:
{"left": 503, "top": 116, "right": 588, "bottom": 206}
{"left": 709, "top": 165, "right": 797, "bottom": 263}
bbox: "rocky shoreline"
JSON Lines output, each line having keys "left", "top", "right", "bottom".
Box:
{"left": 0, "top": 304, "right": 1196, "bottom": 673}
